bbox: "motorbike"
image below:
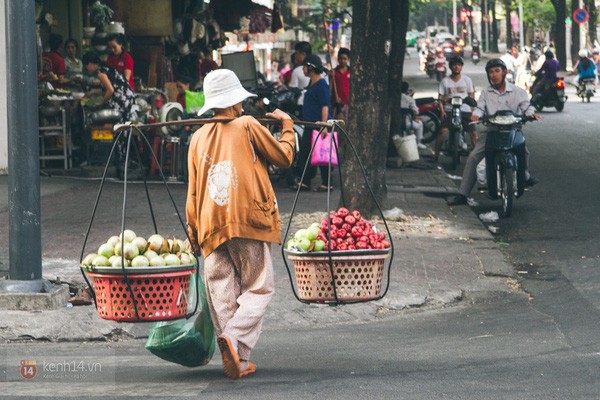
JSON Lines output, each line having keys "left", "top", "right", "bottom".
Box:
{"left": 415, "top": 97, "right": 440, "bottom": 144}
{"left": 480, "top": 111, "right": 534, "bottom": 218}
{"left": 471, "top": 40, "right": 480, "bottom": 65}
{"left": 426, "top": 51, "right": 437, "bottom": 78}
{"left": 446, "top": 96, "right": 468, "bottom": 169}
{"left": 435, "top": 51, "right": 447, "bottom": 82}
{"left": 576, "top": 78, "right": 595, "bottom": 103}
{"left": 530, "top": 77, "right": 567, "bottom": 112}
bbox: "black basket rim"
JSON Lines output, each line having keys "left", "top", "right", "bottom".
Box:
{"left": 82, "top": 264, "right": 196, "bottom": 275}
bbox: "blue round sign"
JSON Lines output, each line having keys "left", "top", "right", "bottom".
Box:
{"left": 573, "top": 8, "right": 589, "bottom": 24}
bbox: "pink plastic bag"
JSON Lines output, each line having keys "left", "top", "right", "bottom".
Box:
{"left": 310, "top": 130, "right": 339, "bottom": 166}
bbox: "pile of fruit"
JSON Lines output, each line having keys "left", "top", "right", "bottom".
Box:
{"left": 285, "top": 207, "right": 391, "bottom": 252}
{"left": 82, "top": 229, "right": 197, "bottom": 268}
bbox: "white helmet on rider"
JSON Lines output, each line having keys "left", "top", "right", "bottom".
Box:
{"left": 578, "top": 49, "right": 589, "bottom": 58}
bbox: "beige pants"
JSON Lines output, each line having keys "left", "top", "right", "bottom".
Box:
{"left": 203, "top": 238, "right": 274, "bottom": 361}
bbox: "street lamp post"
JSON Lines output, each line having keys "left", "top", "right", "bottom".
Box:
{"left": 453, "top": 0, "right": 457, "bottom": 36}
{"left": 518, "top": 0, "right": 524, "bottom": 49}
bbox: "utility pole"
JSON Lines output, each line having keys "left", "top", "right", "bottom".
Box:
{"left": 3, "top": 0, "right": 42, "bottom": 292}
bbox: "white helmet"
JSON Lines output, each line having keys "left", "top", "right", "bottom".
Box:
{"left": 579, "top": 49, "right": 589, "bottom": 58}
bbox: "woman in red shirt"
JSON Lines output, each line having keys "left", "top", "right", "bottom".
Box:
{"left": 106, "top": 34, "right": 134, "bottom": 90}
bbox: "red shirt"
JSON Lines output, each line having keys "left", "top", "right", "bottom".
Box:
{"left": 200, "top": 59, "right": 218, "bottom": 79}
{"left": 107, "top": 51, "right": 135, "bottom": 90}
{"left": 42, "top": 51, "right": 67, "bottom": 76}
{"left": 331, "top": 66, "right": 350, "bottom": 105}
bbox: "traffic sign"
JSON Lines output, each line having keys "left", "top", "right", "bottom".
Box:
{"left": 573, "top": 8, "right": 589, "bottom": 24}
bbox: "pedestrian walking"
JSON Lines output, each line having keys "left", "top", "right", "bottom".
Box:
{"left": 185, "top": 69, "right": 295, "bottom": 379}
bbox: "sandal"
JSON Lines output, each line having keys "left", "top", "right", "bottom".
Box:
{"left": 239, "top": 362, "right": 256, "bottom": 378}
{"left": 68, "top": 287, "right": 93, "bottom": 306}
{"left": 217, "top": 335, "right": 241, "bottom": 380}
{"left": 314, "top": 185, "right": 334, "bottom": 192}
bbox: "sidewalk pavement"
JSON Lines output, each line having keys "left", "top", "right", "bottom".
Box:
{"left": 0, "top": 150, "right": 516, "bottom": 342}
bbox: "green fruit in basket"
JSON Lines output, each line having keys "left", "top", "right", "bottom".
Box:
{"left": 131, "top": 255, "right": 150, "bottom": 267}
{"left": 124, "top": 244, "right": 140, "bottom": 260}
{"left": 179, "top": 252, "right": 192, "bottom": 265}
{"left": 306, "top": 225, "right": 321, "bottom": 241}
{"left": 144, "top": 249, "right": 159, "bottom": 259}
{"left": 177, "top": 239, "right": 186, "bottom": 251}
{"left": 169, "top": 238, "right": 181, "bottom": 253}
{"left": 82, "top": 253, "right": 98, "bottom": 266}
{"left": 313, "top": 239, "right": 325, "bottom": 252}
{"left": 294, "top": 229, "right": 308, "bottom": 240}
{"left": 147, "top": 234, "right": 164, "bottom": 252}
{"left": 114, "top": 242, "right": 122, "bottom": 256}
{"left": 296, "top": 237, "right": 311, "bottom": 252}
{"left": 119, "top": 229, "right": 137, "bottom": 243}
{"left": 111, "top": 257, "right": 129, "bottom": 267}
{"left": 97, "top": 243, "right": 114, "bottom": 259}
{"left": 107, "top": 235, "right": 120, "bottom": 248}
{"left": 92, "top": 255, "right": 110, "bottom": 267}
{"left": 149, "top": 255, "right": 164, "bottom": 267}
{"left": 132, "top": 237, "right": 148, "bottom": 254}
{"left": 123, "top": 242, "right": 139, "bottom": 260}
{"left": 164, "top": 254, "right": 181, "bottom": 266}
{"left": 285, "top": 239, "right": 297, "bottom": 251}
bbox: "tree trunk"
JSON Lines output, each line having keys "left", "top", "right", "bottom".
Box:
{"left": 571, "top": 0, "right": 580, "bottom": 68}
{"left": 504, "top": 0, "right": 512, "bottom": 48}
{"left": 584, "top": 0, "right": 598, "bottom": 46}
{"left": 389, "top": 0, "right": 409, "bottom": 138}
{"left": 490, "top": 0, "right": 500, "bottom": 52}
{"left": 552, "top": 0, "right": 567, "bottom": 69}
{"left": 344, "top": 0, "right": 392, "bottom": 216}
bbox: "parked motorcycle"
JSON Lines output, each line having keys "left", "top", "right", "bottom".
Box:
{"left": 576, "top": 78, "right": 595, "bottom": 103}
{"left": 415, "top": 97, "right": 440, "bottom": 144}
{"left": 480, "top": 111, "right": 534, "bottom": 218}
{"left": 530, "top": 77, "right": 567, "bottom": 112}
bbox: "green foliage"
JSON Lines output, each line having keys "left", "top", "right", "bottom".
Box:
{"left": 409, "top": 1, "right": 451, "bottom": 31}
{"left": 523, "top": 0, "right": 555, "bottom": 30}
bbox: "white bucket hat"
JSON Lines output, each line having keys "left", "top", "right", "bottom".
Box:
{"left": 197, "top": 69, "right": 256, "bottom": 116}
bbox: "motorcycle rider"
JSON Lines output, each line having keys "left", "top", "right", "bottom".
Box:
{"left": 531, "top": 50, "right": 559, "bottom": 95}
{"left": 572, "top": 49, "right": 597, "bottom": 88}
{"left": 446, "top": 58, "right": 541, "bottom": 206}
{"left": 434, "top": 56, "right": 477, "bottom": 162}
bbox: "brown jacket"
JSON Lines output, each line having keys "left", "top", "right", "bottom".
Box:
{"left": 186, "top": 116, "right": 295, "bottom": 257}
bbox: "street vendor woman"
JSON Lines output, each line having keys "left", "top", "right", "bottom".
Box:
{"left": 185, "top": 69, "right": 295, "bottom": 380}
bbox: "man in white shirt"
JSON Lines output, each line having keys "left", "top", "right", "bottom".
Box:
{"left": 446, "top": 58, "right": 541, "bottom": 206}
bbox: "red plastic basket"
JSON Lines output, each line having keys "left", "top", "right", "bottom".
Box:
{"left": 87, "top": 268, "right": 193, "bottom": 322}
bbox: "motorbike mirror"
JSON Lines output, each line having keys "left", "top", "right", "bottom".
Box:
{"left": 463, "top": 97, "right": 478, "bottom": 107}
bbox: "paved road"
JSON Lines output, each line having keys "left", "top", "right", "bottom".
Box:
{"left": 406, "top": 48, "right": 600, "bottom": 397}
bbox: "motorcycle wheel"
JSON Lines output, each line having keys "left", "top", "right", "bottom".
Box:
{"left": 587, "top": 93, "right": 592, "bottom": 103}
{"left": 436, "top": 72, "right": 443, "bottom": 82}
{"left": 420, "top": 111, "right": 440, "bottom": 144}
{"left": 555, "top": 102, "right": 564, "bottom": 112}
{"left": 499, "top": 166, "right": 515, "bottom": 218}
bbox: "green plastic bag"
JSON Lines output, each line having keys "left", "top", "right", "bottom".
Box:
{"left": 185, "top": 90, "right": 205, "bottom": 114}
{"left": 145, "top": 272, "right": 216, "bottom": 367}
